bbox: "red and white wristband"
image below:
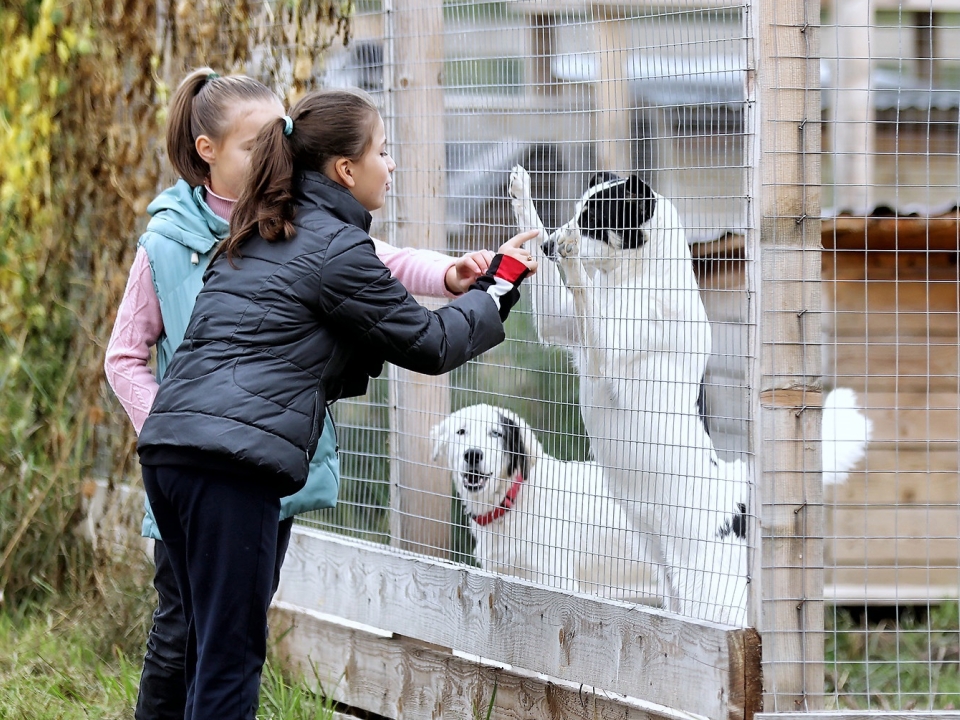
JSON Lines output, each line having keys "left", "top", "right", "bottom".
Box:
{"left": 472, "top": 254, "right": 530, "bottom": 311}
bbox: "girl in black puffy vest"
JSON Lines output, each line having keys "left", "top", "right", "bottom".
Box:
{"left": 137, "top": 87, "right": 538, "bottom": 720}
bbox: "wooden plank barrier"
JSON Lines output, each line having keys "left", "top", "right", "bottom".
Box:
{"left": 271, "top": 602, "right": 719, "bottom": 720}
{"left": 274, "top": 527, "right": 762, "bottom": 720}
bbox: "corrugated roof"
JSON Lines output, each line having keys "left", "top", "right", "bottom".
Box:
{"left": 556, "top": 53, "right": 960, "bottom": 113}
{"left": 821, "top": 66, "right": 960, "bottom": 113}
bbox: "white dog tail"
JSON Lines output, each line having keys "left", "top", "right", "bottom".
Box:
{"left": 822, "top": 387, "right": 873, "bottom": 485}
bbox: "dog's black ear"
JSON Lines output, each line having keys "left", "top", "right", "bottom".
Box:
{"left": 625, "top": 175, "right": 656, "bottom": 223}
{"left": 587, "top": 171, "right": 621, "bottom": 190}
{"left": 498, "top": 413, "right": 529, "bottom": 479}
{"left": 619, "top": 175, "right": 657, "bottom": 249}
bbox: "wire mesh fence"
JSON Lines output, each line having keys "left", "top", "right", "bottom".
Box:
{"left": 820, "top": 0, "right": 960, "bottom": 711}
{"left": 289, "top": 0, "right": 757, "bottom": 628}
{"left": 148, "top": 0, "right": 960, "bottom": 714}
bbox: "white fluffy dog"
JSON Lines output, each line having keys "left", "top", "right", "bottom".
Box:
{"left": 508, "top": 165, "right": 871, "bottom": 626}
{"left": 431, "top": 404, "right": 664, "bottom": 604}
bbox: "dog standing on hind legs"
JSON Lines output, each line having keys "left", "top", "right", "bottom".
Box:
{"left": 509, "top": 165, "right": 870, "bottom": 626}
{"left": 509, "top": 163, "right": 741, "bottom": 623}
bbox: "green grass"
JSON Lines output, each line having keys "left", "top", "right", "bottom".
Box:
{"left": 0, "top": 569, "right": 154, "bottom": 719}
{"left": 827, "top": 601, "right": 960, "bottom": 711}
{"left": 0, "top": 557, "right": 338, "bottom": 720}
{"left": 258, "top": 660, "right": 339, "bottom": 720}
{"left": 473, "top": 678, "right": 497, "bottom": 720}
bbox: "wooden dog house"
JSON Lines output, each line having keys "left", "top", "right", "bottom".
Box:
{"left": 694, "top": 209, "right": 960, "bottom": 606}
{"left": 822, "top": 210, "right": 960, "bottom": 605}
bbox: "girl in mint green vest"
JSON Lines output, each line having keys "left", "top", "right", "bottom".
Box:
{"left": 105, "top": 68, "right": 494, "bottom": 720}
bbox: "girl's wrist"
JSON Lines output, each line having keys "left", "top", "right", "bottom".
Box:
{"left": 444, "top": 264, "right": 463, "bottom": 295}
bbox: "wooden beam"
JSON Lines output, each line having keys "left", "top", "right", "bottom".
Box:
{"left": 276, "top": 527, "right": 762, "bottom": 720}
{"left": 593, "top": 5, "right": 634, "bottom": 174}
{"left": 751, "top": 0, "right": 825, "bottom": 711}
{"left": 823, "top": 0, "right": 960, "bottom": 10}
{"left": 825, "top": 578, "right": 960, "bottom": 606}
{"left": 822, "top": 213, "right": 960, "bottom": 251}
{"left": 513, "top": 0, "right": 960, "bottom": 9}
{"left": 511, "top": 0, "right": 743, "bottom": 11}
{"left": 758, "top": 714, "right": 960, "bottom": 720}
{"left": 914, "top": 11, "right": 940, "bottom": 86}
{"left": 526, "top": 14, "right": 558, "bottom": 97}
{"left": 692, "top": 213, "right": 960, "bottom": 256}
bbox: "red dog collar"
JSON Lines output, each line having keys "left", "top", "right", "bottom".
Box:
{"left": 471, "top": 472, "right": 526, "bottom": 527}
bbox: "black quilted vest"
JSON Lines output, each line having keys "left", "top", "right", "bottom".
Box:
{"left": 138, "top": 172, "right": 505, "bottom": 495}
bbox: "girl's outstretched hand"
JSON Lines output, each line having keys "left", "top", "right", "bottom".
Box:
{"left": 469, "top": 229, "right": 541, "bottom": 321}
{"left": 496, "top": 229, "right": 539, "bottom": 275}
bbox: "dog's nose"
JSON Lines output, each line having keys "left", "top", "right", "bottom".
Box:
{"left": 542, "top": 238, "right": 558, "bottom": 260}
{"left": 464, "top": 448, "right": 483, "bottom": 467}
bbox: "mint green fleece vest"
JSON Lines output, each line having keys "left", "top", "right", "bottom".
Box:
{"left": 138, "top": 182, "right": 339, "bottom": 540}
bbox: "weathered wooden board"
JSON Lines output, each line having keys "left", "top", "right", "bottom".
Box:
{"left": 826, "top": 565, "right": 960, "bottom": 604}
{"left": 270, "top": 602, "right": 715, "bottom": 720}
{"left": 826, "top": 307, "right": 960, "bottom": 340}
{"left": 752, "top": 0, "right": 826, "bottom": 707}
{"left": 826, "top": 345, "right": 960, "bottom": 395}
{"left": 828, "top": 505, "right": 960, "bottom": 563}
{"left": 275, "top": 527, "right": 762, "bottom": 720}
{"left": 851, "top": 393, "right": 960, "bottom": 445}
{"left": 829, "top": 319, "right": 960, "bottom": 348}
{"left": 828, "top": 451, "right": 960, "bottom": 505}
{"left": 512, "top": 0, "right": 740, "bottom": 11}
{"left": 825, "top": 278, "right": 959, "bottom": 313}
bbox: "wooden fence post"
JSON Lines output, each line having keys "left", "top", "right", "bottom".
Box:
{"left": 383, "top": 0, "right": 452, "bottom": 558}
{"left": 751, "top": 0, "right": 825, "bottom": 712}
{"left": 593, "top": 5, "right": 634, "bottom": 174}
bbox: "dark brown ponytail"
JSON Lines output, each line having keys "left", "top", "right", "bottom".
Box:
{"left": 223, "top": 88, "right": 381, "bottom": 263}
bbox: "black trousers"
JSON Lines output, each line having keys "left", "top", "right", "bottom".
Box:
{"left": 139, "top": 463, "right": 292, "bottom": 720}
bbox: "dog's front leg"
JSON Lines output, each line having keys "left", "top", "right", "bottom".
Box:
{"left": 508, "top": 164, "right": 546, "bottom": 238}
{"left": 509, "top": 165, "right": 581, "bottom": 349}
{"left": 551, "top": 225, "right": 604, "bottom": 376}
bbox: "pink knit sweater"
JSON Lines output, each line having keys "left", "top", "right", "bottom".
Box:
{"left": 105, "top": 196, "right": 456, "bottom": 435}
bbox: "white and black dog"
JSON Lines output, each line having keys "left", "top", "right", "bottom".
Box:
{"left": 508, "top": 165, "right": 871, "bottom": 626}
{"left": 431, "top": 404, "right": 664, "bottom": 604}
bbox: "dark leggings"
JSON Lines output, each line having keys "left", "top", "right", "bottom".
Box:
{"left": 137, "top": 464, "right": 293, "bottom": 720}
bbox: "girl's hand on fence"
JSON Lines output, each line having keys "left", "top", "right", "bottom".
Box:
{"left": 470, "top": 237, "right": 537, "bottom": 321}
{"left": 445, "top": 249, "right": 495, "bottom": 294}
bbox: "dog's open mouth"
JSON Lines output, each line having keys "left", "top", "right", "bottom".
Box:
{"left": 460, "top": 471, "right": 491, "bottom": 492}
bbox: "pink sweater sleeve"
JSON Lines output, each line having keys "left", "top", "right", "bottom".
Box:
{"left": 373, "top": 238, "right": 457, "bottom": 298}
{"left": 104, "top": 247, "right": 164, "bottom": 435}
